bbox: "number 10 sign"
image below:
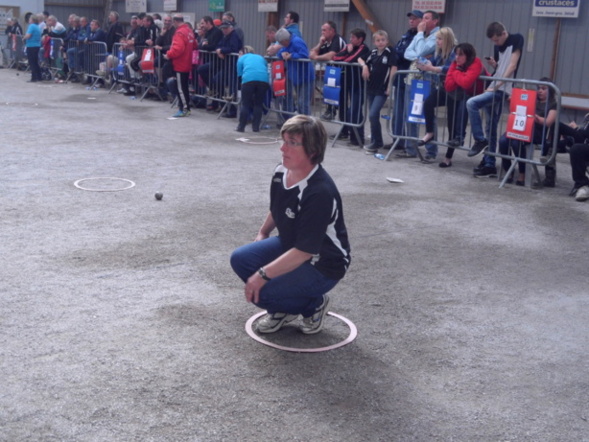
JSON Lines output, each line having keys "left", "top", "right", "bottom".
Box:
{"left": 506, "top": 88, "right": 537, "bottom": 142}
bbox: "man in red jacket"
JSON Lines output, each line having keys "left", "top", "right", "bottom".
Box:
{"left": 164, "top": 15, "right": 197, "bottom": 117}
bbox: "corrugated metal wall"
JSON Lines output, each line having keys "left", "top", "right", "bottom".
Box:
{"left": 45, "top": 0, "right": 588, "bottom": 98}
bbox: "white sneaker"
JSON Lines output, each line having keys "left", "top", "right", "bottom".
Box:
{"left": 575, "top": 185, "right": 589, "bottom": 201}
{"left": 300, "top": 295, "right": 331, "bottom": 335}
{"left": 256, "top": 312, "right": 299, "bottom": 334}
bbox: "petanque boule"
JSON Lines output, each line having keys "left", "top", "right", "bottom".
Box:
{"left": 155, "top": 192, "right": 163, "bottom": 200}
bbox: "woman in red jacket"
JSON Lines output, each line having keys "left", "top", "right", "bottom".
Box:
{"left": 439, "top": 43, "right": 486, "bottom": 167}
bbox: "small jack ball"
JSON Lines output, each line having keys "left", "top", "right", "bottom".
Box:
{"left": 155, "top": 192, "right": 163, "bottom": 200}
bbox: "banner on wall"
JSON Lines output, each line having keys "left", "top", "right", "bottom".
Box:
{"left": 0, "top": 6, "right": 20, "bottom": 35}
{"left": 532, "top": 0, "right": 580, "bottom": 18}
{"left": 325, "top": 0, "right": 350, "bottom": 12}
{"left": 258, "top": 0, "right": 278, "bottom": 12}
{"left": 163, "top": 0, "right": 177, "bottom": 12}
{"left": 126, "top": 0, "right": 146, "bottom": 13}
{"left": 412, "top": 0, "right": 446, "bottom": 13}
{"left": 209, "top": 0, "right": 225, "bottom": 12}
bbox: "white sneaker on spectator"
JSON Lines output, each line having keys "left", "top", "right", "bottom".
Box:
{"left": 575, "top": 185, "right": 589, "bottom": 201}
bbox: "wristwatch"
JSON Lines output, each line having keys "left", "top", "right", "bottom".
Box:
{"left": 258, "top": 267, "right": 271, "bottom": 281}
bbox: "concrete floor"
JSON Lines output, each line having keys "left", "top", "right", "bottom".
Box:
{"left": 1, "top": 68, "right": 589, "bottom": 441}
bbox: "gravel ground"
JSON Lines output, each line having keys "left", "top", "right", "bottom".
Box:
{"left": 1, "top": 69, "right": 588, "bottom": 441}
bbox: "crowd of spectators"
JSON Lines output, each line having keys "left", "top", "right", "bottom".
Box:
{"left": 4, "top": 8, "right": 589, "bottom": 201}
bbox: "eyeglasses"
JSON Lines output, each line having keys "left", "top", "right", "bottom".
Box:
{"left": 282, "top": 138, "right": 303, "bottom": 148}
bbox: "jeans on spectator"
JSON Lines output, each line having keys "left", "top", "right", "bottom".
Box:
{"left": 570, "top": 144, "right": 589, "bottom": 188}
{"left": 367, "top": 92, "right": 388, "bottom": 147}
{"left": 467, "top": 90, "right": 505, "bottom": 167}
{"left": 239, "top": 81, "right": 270, "bottom": 131}
{"left": 27, "top": 47, "right": 42, "bottom": 81}
{"left": 285, "top": 79, "right": 312, "bottom": 116}
{"left": 346, "top": 84, "right": 365, "bottom": 143}
{"left": 230, "top": 236, "right": 338, "bottom": 317}
{"left": 392, "top": 75, "right": 418, "bottom": 153}
{"left": 444, "top": 96, "right": 469, "bottom": 159}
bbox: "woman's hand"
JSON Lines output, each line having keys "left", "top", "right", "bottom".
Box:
{"left": 244, "top": 271, "right": 266, "bottom": 304}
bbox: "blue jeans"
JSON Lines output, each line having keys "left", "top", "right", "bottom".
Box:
{"left": 466, "top": 90, "right": 505, "bottom": 167}
{"left": 367, "top": 93, "right": 388, "bottom": 146}
{"left": 285, "top": 80, "right": 312, "bottom": 116}
{"left": 230, "top": 236, "right": 339, "bottom": 317}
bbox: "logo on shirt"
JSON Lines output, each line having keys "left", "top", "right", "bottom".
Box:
{"left": 382, "top": 56, "right": 388, "bottom": 64}
{"left": 285, "top": 208, "right": 295, "bottom": 219}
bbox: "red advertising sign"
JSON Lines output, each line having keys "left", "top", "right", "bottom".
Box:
{"left": 506, "top": 88, "right": 537, "bottom": 143}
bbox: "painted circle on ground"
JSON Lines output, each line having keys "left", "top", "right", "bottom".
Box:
{"left": 236, "top": 137, "right": 279, "bottom": 145}
{"left": 245, "top": 311, "right": 357, "bottom": 353}
{"left": 74, "top": 177, "right": 136, "bottom": 192}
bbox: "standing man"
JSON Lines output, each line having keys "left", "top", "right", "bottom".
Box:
{"left": 221, "top": 12, "right": 244, "bottom": 49}
{"left": 309, "top": 21, "right": 346, "bottom": 121}
{"left": 332, "top": 28, "right": 371, "bottom": 146}
{"left": 467, "top": 22, "right": 524, "bottom": 178}
{"left": 390, "top": 11, "right": 421, "bottom": 152}
{"left": 396, "top": 10, "right": 439, "bottom": 158}
{"left": 105, "top": 11, "right": 124, "bottom": 54}
{"left": 164, "top": 15, "right": 197, "bottom": 118}
{"left": 266, "top": 11, "right": 302, "bottom": 57}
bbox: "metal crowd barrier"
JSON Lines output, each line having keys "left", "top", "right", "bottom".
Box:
{"left": 108, "top": 43, "right": 164, "bottom": 101}
{"left": 191, "top": 49, "right": 241, "bottom": 117}
{"left": 384, "top": 71, "right": 561, "bottom": 187}
{"left": 45, "top": 38, "right": 65, "bottom": 80}
{"left": 5, "top": 34, "right": 25, "bottom": 68}
{"left": 63, "top": 40, "right": 108, "bottom": 85}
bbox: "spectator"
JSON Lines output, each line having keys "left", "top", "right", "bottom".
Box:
{"left": 309, "top": 21, "right": 346, "bottom": 121}
{"left": 236, "top": 45, "right": 269, "bottom": 133}
{"left": 333, "top": 28, "right": 371, "bottom": 146}
{"left": 398, "top": 10, "right": 440, "bottom": 158}
{"left": 23, "top": 14, "right": 42, "bottom": 82}
{"left": 498, "top": 78, "right": 556, "bottom": 186}
{"left": 105, "top": 11, "right": 124, "bottom": 54}
{"left": 359, "top": 30, "right": 398, "bottom": 153}
{"left": 230, "top": 115, "right": 351, "bottom": 335}
{"left": 44, "top": 15, "right": 66, "bottom": 38}
{"left": 164, "top": 15, "right": 198, "bottom": 118}
{"left": 440, "top": 43, "right": 487, "bottom": 168}
{"left": 196, "top": 16, "right": 225, "bottom": 110}
{"left": 222, "top": 12, "right": 244, "bottom": 49}
{"left": 549, "top": 113, "right": 589, "bottom": 187}
{"left": 467, "top": 22, "right": 524, "bottom": 178}
{"left": 569, "top": 135, "right": 589, "bottom": 201}
{"left": 415, "top": 26, "right": 457, "bottom": 160}
{"left": 266, "top": 11, "right": 302, "bottom": 57}
{"left": 213, "top": 20, "right": 242, "bottom": 118}
{"left": 265, "top": 25, "right": 278, "bottom": 56}
{"left": 116, "top": 15, "right": 141, "bottom": 95}
{"left": 276, "top": 28, "right": 315, "bottom": 120}
{"left": 390, "top": 10, "right": 422, "bottom": 151}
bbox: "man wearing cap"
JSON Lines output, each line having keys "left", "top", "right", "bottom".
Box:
{"left": 164, "top": 15, "right": 198, "bottom": 117}
{"left": 209, "top": 20, "right": 243, "bottom": 117}
{"left": 387, "top": 10, "right": 422, "bottom": 153}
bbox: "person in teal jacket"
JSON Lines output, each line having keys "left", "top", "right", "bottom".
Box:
{"left": 23, "top": 14, "right": 42, "bottom": 82}
{"left": 236, "top": 46, "right": 269, "bottom": 133}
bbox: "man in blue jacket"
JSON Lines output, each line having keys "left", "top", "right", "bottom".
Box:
{"left": 212, "top": 20, "right": 243, "bottom": 118}
{"left": 276, "top": 28, "right": 314, "bottom": 120}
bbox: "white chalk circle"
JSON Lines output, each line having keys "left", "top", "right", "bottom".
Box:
{"left": 74, "top": 177, "right": 136, "bottom": 192}
{"left": 236, "top": 137, "right": 279, "bottom": 145}
{"left": 245, "top": 311, "right": 357, "bottom": 353}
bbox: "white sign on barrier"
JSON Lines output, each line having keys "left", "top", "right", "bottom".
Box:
{"left": 532, "top": 0, "right": 580, "bottom": 18}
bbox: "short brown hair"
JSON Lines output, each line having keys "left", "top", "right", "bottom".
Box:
{"left": 280, "top": 115, "right": 328, "bottom": 165}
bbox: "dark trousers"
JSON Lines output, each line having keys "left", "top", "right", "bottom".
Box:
{"left": 570, "top": 143, "right": 589, "bottom": 188}
{"left": 239, "top": 81, "right": 269, "bottom": 132}
{"left": 176, "top": 71, "right": 190, "bottom": 112}
{"left": 27, "top": 46, "right": 42, "bottom": 82}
